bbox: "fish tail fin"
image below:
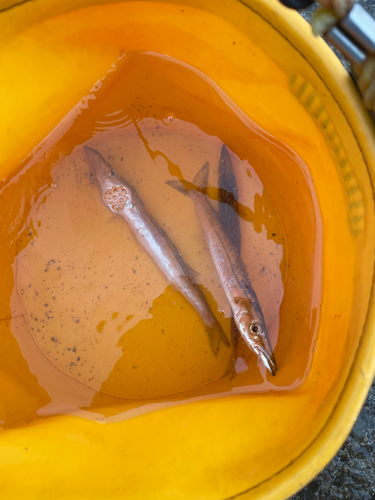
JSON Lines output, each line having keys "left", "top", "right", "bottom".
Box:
{"left": 193, "top": 161, "right": 209, "bottom": 189}
{"left": 223, "top": 318, "right": 240, "bottom": 378}
{"left": 206, "top": 319, "right": 230, "bottom": 356}
{"left": 184, "top": 263, "right": 201, "bottom": 282}
{"left": 166, "top": 180, "right": 187, "bottom": 195}
{"left": 167, "top": 162, "right": 209, "bottom": 195}
{"left": 220, "top": 324, "right": 231, "bottom": 347}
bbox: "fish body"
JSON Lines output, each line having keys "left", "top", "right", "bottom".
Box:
{"left": 167, "top": 161, "right": 277, "bottom": 375}
{"left": 218, "top": 145, "right": 241, "bottom": 374}
{"left": 218, "top": 145, "right": 241, "bottom": 253}
{"left": 85, "top": 146, "right": 229, "bottom": 355}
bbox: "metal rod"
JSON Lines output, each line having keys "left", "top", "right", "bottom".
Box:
{"left": 340, "top": 3, "right": 375, "bottom": 55}
{"left": 325, "top": 25, "right": 367, "bottom": 66}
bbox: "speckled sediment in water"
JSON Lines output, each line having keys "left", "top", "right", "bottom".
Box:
{"left": 2, "top": 50, "right": 324, "bottom": 424}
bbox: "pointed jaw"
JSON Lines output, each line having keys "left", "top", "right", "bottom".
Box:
{"left": 257, "top": 346, "right": 277, "bottom": 376}
{"left": 84, "top": 146, "right": 110, "bottom": 186}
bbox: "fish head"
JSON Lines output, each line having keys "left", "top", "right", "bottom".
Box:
{"left": 236, "top": 299, "right": 277, "bottom": 376}
{"left": 85, "top": 146, "right": 133, "bottom": 213}
{"left": 246, "top": 319, "right": 277, "bottom": 376}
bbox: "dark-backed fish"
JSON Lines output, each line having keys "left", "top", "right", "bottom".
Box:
{"left": 85, "top": 146, "right": 229, "bottom": 355}
{"left": 218, "top": 145, "right": 241, "bottom": 253}
{"left": 167, "top": 161, "right": 277, "bottom": 375}
{"left": 218, "top": 145, "right": 241, "bottom": 374}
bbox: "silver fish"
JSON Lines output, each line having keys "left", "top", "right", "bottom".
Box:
{"left": 85, "top": 146, "right": 229, "bottom": 355}
{"left": 167, "top": 162, "right": 277, "bottom": 375}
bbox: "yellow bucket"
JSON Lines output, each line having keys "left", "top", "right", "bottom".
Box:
{"left": 1, "top": 0, "right": 375, "bottom": 499}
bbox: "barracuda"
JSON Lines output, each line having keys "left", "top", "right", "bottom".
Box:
{"left": 85, "top": 146, "right": 229, "bottom": 356}
{"left": 167, "top": 160, "right": 277, "bottom": 375}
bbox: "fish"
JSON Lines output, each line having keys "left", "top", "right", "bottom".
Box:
{"left": 84, "top": 146, "right": 229, "bottom": 355}
{"left": 167, "top": 161, "right": 277, "bottom": 375}
{"left": 218, "top": 145, "right": 241, "bottom": 253}
{"left": 217, "top": 145, "right": 241, "bottom": 375}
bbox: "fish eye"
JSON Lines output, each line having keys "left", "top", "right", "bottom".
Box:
{"left": 109, "top": 169, "right": 117, "bottom": 178}
{"left": 249, "top": 322, "right": 262, "bottom": 338}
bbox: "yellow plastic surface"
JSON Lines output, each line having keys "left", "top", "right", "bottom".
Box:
{"left": 1, "top": 0, "right": 375, "bottom": 499}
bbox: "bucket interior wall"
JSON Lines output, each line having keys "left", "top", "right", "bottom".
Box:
{"left": 0, "top": 1, "right": 375, "bottom": 499}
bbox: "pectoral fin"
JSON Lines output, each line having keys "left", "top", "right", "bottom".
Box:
{"left": 166, "top": 180, "right": 187, "bottom": 195}
{"left": 167, "top": 162, "right": 210, "bottom": 195}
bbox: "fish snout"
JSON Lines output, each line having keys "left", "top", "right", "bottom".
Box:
{"left": 251, "top": 337, "right": 277, "bottom": 376}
